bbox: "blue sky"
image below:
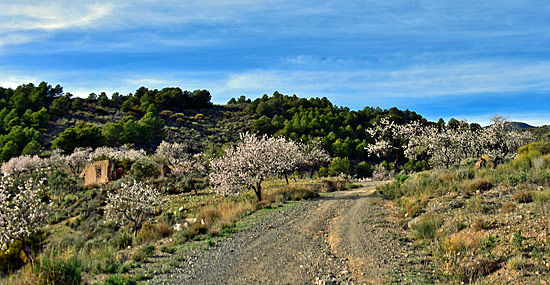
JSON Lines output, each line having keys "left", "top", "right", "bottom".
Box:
{"left": 1, "top": 1, "right": 549, "bottom": 126}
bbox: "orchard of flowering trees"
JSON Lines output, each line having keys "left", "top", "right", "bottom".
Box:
{"left": 367, "top": 115, "right": 533, "bottom": 169}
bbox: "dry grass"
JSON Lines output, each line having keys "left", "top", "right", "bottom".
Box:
{"left": 507, "top": 255, "right": 528, "bottom": 270}
{"left": 464, "top": 178, "right": 492, "bottom": 194}
{"left": 513, "top": 190, "right": 534, "bottom": 203}
{"left": 501, "top": 201, "right": 517, "bottom": 213}
{"left": 197, "top": 200, "right": 255, "bottom": 235}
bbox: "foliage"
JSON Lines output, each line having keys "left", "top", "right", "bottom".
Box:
{"left": 52, "top": 122, "right": 105, "bottom": 153}
{"left": 328, "top": 157, "right": 351, "bottom": 176}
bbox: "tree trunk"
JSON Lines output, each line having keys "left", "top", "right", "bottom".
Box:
{"left": 284, "top": 173, "right": 289, "bottom": 184}
{"left": 20, "top": 238, "right": 34, "bottom": 264}
{"left": 254, "top": 182, "right": 262, "bottom": 202}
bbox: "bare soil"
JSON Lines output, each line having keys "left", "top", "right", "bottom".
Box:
{"left": 148, "top": 183, "right": 437, "bottom": 284}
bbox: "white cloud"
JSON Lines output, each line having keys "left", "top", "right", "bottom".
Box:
{"left": 214, "top": 60, "right": 550, "bottom": 99}
{"left": 0, "top": 2, "right": 114, "bottom": 31}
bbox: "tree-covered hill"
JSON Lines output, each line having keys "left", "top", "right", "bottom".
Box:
{"left": 1, "top": 82, "right": 545, "bottom": 175}
{"left": 0, "top": 82, "right": 254, "bottom": 161}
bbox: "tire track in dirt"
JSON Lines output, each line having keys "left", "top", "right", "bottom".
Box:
{"left": 149, "top": 182, "right": 434, "bottom": 284}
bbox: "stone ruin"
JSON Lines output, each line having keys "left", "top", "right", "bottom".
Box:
{"left": 80, "top": 160, "right": 124, "bottom": 186}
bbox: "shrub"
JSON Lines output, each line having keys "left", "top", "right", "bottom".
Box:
{"left": 513, "top": 190, "right": 534, "bottom": 203}
{"left": 411, "top": 214, "right": 442, "bottom": 240}
{"left": 405, "top": 199, "right": 423, "bottom": 218}
{"left": 318, "top": 167, "right": 328, "bottom": 177}
{"left": 533, "top": 190, "right": 550, "bottom": 214}
{"left": 34, "top": 249, "right": 82, "bottom": 285}
{"left": 467, "top": 196, "right": 488, "bottom": 213}
{"left": 112, "top": 230, "right": 134, "bottom": 249}
{"left": 464, "top": 178, "right": 492, "bottom": 193}
{"left": 507, "top": 255, "right": 527, "bottom": 270}
{"left": 321, "top": 178, "right": 347, "bottom": 192}
{"left": 129, "top": 159, "right": 160, "bottom": 181}
{"left": 471, "top": 218, "right": 489, "bottom": 231}
{"left": 453, "top": 258, "right": 500, "bottom": 283}
{"left": 328, "top": 157, "right": 351, "bottom": 176}
{"left": 501, "top": 201, "right": 517, "bottom": 213}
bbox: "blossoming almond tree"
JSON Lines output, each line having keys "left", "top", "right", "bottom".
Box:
{"left": 1, "top": 155, "right": 44, "bottom": 177}
{"left": 0, "top": 177, "right": 50, "bottom": 264}
{"left": 155, "top": 141, "right": 191, "bottom": 166}
{"left": 300, "top": 139, "right": 331, "bottom": 178}
{"left": 104, "top": 180, "right": 161, "bottom": 235}
{"left": 209, "top": 133, "right": 302, "bottom": 201}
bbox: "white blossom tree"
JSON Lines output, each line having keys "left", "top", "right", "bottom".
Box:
{"left": 300, "top": 139, "right": 331, "bottom": 178}
{"left": 66, "top": 147, "right": 92, "bottom": 175}
{"left": 400, "top": 116, "right": 532, "bottom": 169}
{"left": 1, "top": 155, "right": 44, "bottom": 177}
{"left": 366, "top": 118, "right": 424, "bottom": 167}
{"left": 155, "top": 141, "right": 191, "bottom": 166}
{"left": 481, "top": 115, "right": 532, "bottom": 164}
{"left": 209, "top": 133, "right": 302, "bottom": 201}
{"left": 105, "top": 180, "right": 161, "bottom": 235}
{"left": 0, "top": 177, "right": 50, "bottom": 263}
{"left": 171, "top": 153, "right": 207, "bottom": 193}
{"left": 90, "top": 146, "right": 146, "bottom": 161}
{"left": 46, "top": 149, "right": 66, "bottom": 170}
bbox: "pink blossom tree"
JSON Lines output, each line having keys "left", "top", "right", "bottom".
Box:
{"left": 209, "top": 133, "right": 302, "bottom": 201}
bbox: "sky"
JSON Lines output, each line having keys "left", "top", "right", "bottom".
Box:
{"left": 0, "top": 1, "right": 549, "bottom": 126}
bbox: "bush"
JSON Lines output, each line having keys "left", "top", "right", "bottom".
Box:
{"left": 464, "top": 178, "right": 492, "bottom": 193}
{"left": 328, "top": 157, "right": 351, "bottom": 176}
{"left": 507, "top": 255, "right": 528, "bottom": 270}
{"left": 130, "top": 159, "right": 160, "bottom": 181}
{"left": 501, "top": 201, "right": 517, "bottom": 213}
{"left": 354, "top": 161, "right": 373, "bottom": 178}
{"left": 34, "top": 250, "right": 82, "bottom": 285}
{"left": 318, "top": 167, "right": 328, "bottom": 177}
{"left": 411, "top": 214, "right": 442, "bottom": 240}
{"left": 513, "top": 190, "right": 534, "bottom": 203}
{"left": 467, "top": 196, "right": 488, "bottom": 213}
{"left": 112, "top": 230, "right": 134, "bottom": 249}
{"left": 533, "top": 190, "right": 550, "bottom": 214}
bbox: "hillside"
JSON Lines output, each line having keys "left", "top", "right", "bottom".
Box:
{"left": 508, "top": 121, "right": 535, "bottom": 130}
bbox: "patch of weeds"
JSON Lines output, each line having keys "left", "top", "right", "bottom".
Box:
{"left": 411, "top": 214, "right": 442, "bottom": 240}
{"left": 501, "top": 201, "right": 517, "bottom": 213}
{"left": 471, "top": 218, "right": 490, "bottom": 231}
{"left": 513, "top": 190, "right": 534, "bottom": 203}
{"left": 131, "top": 245, "right": 155, "bottom": 263}
{"left": 33, "top": 249, "right": 83, "bottom": 285}
{"left": 467, "top": 196, "right": 488, "bottom": 213}
{"left": 507, "top": 255, "right": 528, "bottom": 270}
{"left": 453, "top": 258, "right": 500, "bottom": 283}
{"left": 479, "top": 234, "right": 496, "bottom": 258}
{"left": 511, "top": 230, "right": 525, "bottom": 251}
{"left": 104, "top": 274, "right": 137, "bottom": 285}
{"left": 160, "top": 245, "right": 176, "bottom": 254}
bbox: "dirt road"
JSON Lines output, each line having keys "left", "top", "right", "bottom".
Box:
{"left": 150, "top": 183, "right": 435, "bottom": 284}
